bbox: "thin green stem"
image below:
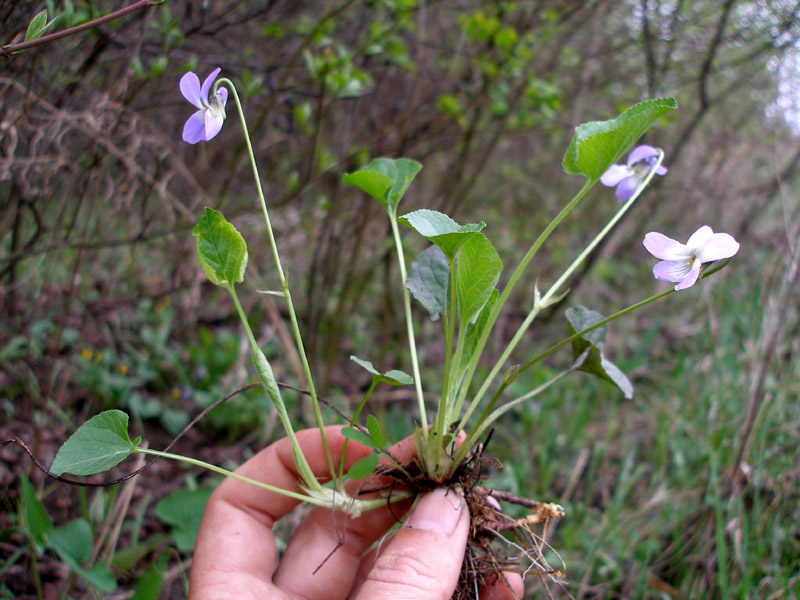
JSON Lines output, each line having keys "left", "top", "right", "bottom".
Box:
{"left": 218, "top": 78, "right": 335, "bottom": 481}
{"left": 228, "top": 285, "right": 320, "bottom": 491}
{"left": 455, "top": 179, "right": 593, "bottom": 425}
{"left": 454, "top": 369, "right": 572, "bottom": 464}
{"left": 228, "top": 284, "right": 259, "bottom": 350}
{"left": 459, "top": 152, "right": 664, "bottom": 429}
{"left": 337, "top": 380, "right": 377, "bottom": 481}
{"left": 541, "top": 152, "right": 665, "bottom": 306}
{"left": 513, "top": 256, "right": 731, "bottom": 376}
{"left": 389, "top": 212, "right": 428, "bottom": 439}
{"left": 437, "top": 260, "right": 458, "bottom": 441}
{"left": 454, "top": 285, "right": 672, "bottom": 464}
{"left": 135, "top": 447, "right": 406, "bottom": 514}
{"left": 522, "top": 291, "right": 672, "bottom": 372}
{"left": 135, "top": 447, "right": 321, "bottom": 505}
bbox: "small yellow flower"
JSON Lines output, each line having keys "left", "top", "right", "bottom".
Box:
{"left": 170, "top": 387, "right": 181, "bottom": 399}
{"left": 118, "top": 365, "right": 128, "bottom": 376}
{"left": 79, "top": 348, "right": 93, "bottom": 360}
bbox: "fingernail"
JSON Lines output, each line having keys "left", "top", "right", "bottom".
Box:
{"left": 405, "top": 487, "right": 464, "bottom": 535}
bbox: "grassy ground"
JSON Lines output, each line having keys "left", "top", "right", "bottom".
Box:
{"left": 483, "top": 251, "right": 800, "bottom": 598}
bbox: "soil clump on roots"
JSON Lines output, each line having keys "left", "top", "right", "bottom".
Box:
{"left": 364, "top": 442, "right": 569, "bottom": 599}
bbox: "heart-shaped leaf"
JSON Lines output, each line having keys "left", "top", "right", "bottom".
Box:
{"left": 563, "top": 98, "right": 677, "bottom": 181}
{"left": 566, "top": 307, "right": 633, "bottom": 399}
{"left": 399, "top": 209, "right": 484, "bottom": 260}
{"left": 343, "top": 158, "right": 422, "bottom": 212}
{"left": 406, "top": 245, "right": 449, "bottom": 321}
{"left": 50, "top": 410, "right": 140, "bottom": 476}
{"left": 192, "top": 208, "right": 248, "bottom": 288}
{"left": 456, "top": 234, "right": 502, "bottom": 325}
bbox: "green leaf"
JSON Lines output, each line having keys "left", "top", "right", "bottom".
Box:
{"left": 563, "top": 98, "right": 677, "bottom": 181}
{"left": 565, "top": 306, "right": 607, "bottom": 353}
{"left": 462, "top": 288, "right": 498, "bottom": 368}
{"left": 347, "top": 454, "right": 379, "bottom": 480}
{"left": 19, "top": 474, "right": 52, "bottom": 548}
{"left": 192, "top": 208, "right": 248, "bottom": 288}
{"left": 341, "top": 426, "right": 380, "bottom": 451}
{"left": 342, "top": 157, "right": 422, "bottom": 212}
{"left": 572, "top": 347, "right": 633, "bottom": 400}
{"left": 129, "top": 560, "right": 165, "bottom": 600}
{"left": 24, "top": 10, "right": 49, "bottom": 42}
{"left": 350, "top": 355, "right": 413, "bottom": 386}
{"left": 50, "top": 410, "right": 138, "bottom": 476}
{"left": 47, "top": 518, "right": 92, "bottom": 563}
{"left": 456, "top": 234, "right": 502, "bottom": 325}
{"left": 342, "top": 169, "right": 393, "bottom": 205}
{"left": 366, "top": 414, "right": 385, "bottom": 449}
{"left": 399, "top": 209, "right": 484, "bottom": 260}
{"left": 406, "top": 245, "right": 449, "bottom": 321}
{"left": 566, "top": 307, "right": 633, "bottom": 399}
{"left": 155, "top": 488, "right": 214, "bottom": 552}
{"left": 46, "top": 518, "right": 117, "bottom": 592}
{"left": 382, "top": 369, "right": 413, "bottom": 385}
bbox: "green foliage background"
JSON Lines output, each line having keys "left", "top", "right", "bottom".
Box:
{"left": 1, "top": 1, "right": 799, "bottom": 598}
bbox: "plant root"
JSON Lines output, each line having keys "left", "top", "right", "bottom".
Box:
{"left": 363, "top": 443, "right": 572, "bottom": 599}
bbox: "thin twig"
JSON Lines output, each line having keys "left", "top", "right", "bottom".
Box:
{"left": 2, "top": 0, "right": 157, "bottom": 56}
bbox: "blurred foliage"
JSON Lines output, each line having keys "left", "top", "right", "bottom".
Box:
{"left": 2, "top": 0, "right": 800, "bottom": 597}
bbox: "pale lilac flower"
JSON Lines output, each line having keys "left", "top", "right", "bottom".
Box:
{"left": 643, "top": 226, "right": 740, "bottom": 290}
{"left": 180, "top": 68, "right": 228, "bottom": 144}
{"left": 601, "top": 145, "right": 667, "bottom": 201}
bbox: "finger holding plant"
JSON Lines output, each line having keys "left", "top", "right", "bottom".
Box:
{"left": 42, "top": 70, "right": 742, "bottom": 598}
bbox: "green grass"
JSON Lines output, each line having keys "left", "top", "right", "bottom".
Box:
{"left": 482, "top": 264, "right": 800, "bottom": 598}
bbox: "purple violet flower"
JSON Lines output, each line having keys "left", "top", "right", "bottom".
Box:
{"left": 600, "top": 145, "right": 667, "bottom": 201}
{"left": 180, "top": 68, "right": 228, "bottom": 144}
{"left": 643, "top": 226, "right": 740, "bottom": 290}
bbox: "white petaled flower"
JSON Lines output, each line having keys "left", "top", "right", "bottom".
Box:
{"left": 180, "top": 68, "right": 228, "bottom": 144}
{"left": 643, "top": 226, "right": 740, "bottom": 290}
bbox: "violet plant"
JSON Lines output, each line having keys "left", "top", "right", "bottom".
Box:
{"left": 48, "top": 72, "right": 740, "bottom": 525}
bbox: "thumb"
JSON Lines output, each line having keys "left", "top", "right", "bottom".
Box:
{"left": 356, "top": 487, "right": 469, "bottom": 600}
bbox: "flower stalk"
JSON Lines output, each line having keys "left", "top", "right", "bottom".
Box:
{"left": 216, "top": 77, "right": 337, "bottom": 484}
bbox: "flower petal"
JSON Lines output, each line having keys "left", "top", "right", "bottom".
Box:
{"left": 203, "top": 109, "right": 224, "bottom": 141}
{"left": 180, "top": 72, "right": 204, "bottom": 109}
{"left": 695, "top": 233, "right": 740, "bottom": 263}
{"left": 674, "top": 260, "right": 701, "bottom": 290}
{"left": 685, "top": 226, "right": 714, "bottom": 250}
{"left": 182, "top": 110, "right": 207, "bottom": 144}
{"left": 627, "top": 145, "right": 659, "bottom": 166}
{"left": 654, "top": 165, "right": 668, "bottom": 176}
{"left": 600, "top": 165, "right": 632, "bottom": 187}
{"left": 653, "top": 259, "right": 692, "bottom": 284}
{"left": 643, "top": 232, "right": 687, "bottom": 260}
{"left": 200, "top": 67, "right": 221, "bottom": 106}
{"left": 615, "top": 175, "right": 639, "bottom": 201}
{"left": 216, "top": 86, "right": 228, "bottom": 107}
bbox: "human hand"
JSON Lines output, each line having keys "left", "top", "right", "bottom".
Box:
{"left": 189, "top": 426, "right": 523, "bottom": 599}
